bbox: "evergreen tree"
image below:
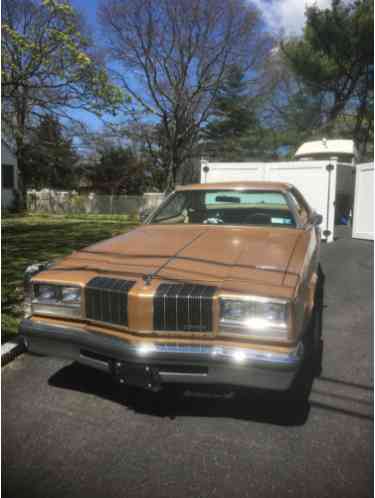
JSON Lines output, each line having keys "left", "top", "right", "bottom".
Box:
{"left": 22, "top": 116, "right": 78, "bottom": 190}
{"left": 203, "top": 66, "right": 274, "bottom": 160}
{"left": 82, "top": 146, "right": 146, "bottom": 196}
{"left": 282, "top": 0, "right": 373, "bottom": 157}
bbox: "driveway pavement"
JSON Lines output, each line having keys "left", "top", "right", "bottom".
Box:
{"left": 2, "top": 233, "right": 373, "bottom": 498}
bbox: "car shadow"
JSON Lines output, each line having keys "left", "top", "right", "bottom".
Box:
{"left": 48, "top": 362, "right": 310, "bottom": 427}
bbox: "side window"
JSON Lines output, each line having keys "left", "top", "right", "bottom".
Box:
{"left": 2, "top": 164, "right": 15, "bottom": 189}
{"left": 289, "top": 190, "right": 310, "bottom": 225}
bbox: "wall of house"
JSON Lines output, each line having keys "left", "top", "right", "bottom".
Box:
{"left": 1, "top": 140, "right": 19, "bottom": 210}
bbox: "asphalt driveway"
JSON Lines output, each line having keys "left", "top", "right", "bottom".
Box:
{"left": 2, "top": 232, "right": 373, "bottom": 498}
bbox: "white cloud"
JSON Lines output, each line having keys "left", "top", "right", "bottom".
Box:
{"left": 252, "top": 0, "right": 333, "bottom": 36}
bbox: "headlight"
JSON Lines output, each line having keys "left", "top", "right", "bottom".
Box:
{"left": 61, "top": 286, "right": 81, "bottom": 304}
{"left": 36, "top": 284, "right": 59, "bottom": 302}
{"left": 32, "top": 283, "right": 81, "bottom": 318}
{"left": 23, "top": 261, "right": 54, "bottom": 317}
{"left": 220, "top": 296, "right": 290, "bottom": 341}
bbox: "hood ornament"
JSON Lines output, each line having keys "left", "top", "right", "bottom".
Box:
{"left": 143, "top": 273, "right": 155, "bottom": 286}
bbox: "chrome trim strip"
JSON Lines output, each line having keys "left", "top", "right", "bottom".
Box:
{"left": 187, "top": 287, "right": 191, "bottom": 330}
{"left": 159, "top": 371, "right": 208, "bottom": 377}
{"left": 163, "top": 284, "right": 168, "bottom": 329}
{"left": 22, "top": 318, "right": 302, "bottom": 368}
{"left": 175, "top": 289, "right": 179, "bottom": 331}
{"left": 220, "top": 295, "right": 289, "bottom": 304}
{"left": 21, "top": 319, "right": 303, "bottom": 390}
{"left": 31, "top": 304, "right": 81, "bottom": 319}
{"left": 199, "top": 289, "right": 203, "bottom": 331}
{"left": 133, "top": 342, "right": 303, "bottom": 367}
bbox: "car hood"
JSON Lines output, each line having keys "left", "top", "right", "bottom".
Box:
{"left": 54, "top": 224, "right": 302, "bottom": 288}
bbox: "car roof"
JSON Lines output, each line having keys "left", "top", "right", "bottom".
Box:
{"left": 175, "top": 181, "right": 292, "bottom": 192}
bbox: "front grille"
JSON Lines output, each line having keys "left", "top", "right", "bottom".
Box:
{"left": 153, "top": 283, "right": 217, "bottom": 332}
{"left": 85, "top": 276, "right": 135, "bottom": 326}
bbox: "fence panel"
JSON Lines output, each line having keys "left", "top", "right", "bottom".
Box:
{"left": 26, "top": 190, "right": 165, "bottom": 216}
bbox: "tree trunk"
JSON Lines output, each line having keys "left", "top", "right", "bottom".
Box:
{"left": 164, "top": 161, "right": 175, "bottom": 193}
{"left": 109, "top": 192, "right": 114, "bottom": 214}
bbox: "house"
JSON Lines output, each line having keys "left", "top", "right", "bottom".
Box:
{"left": 1, "top": 139, "right": 19, "bottom": 210}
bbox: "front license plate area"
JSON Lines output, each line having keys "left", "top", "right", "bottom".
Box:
{"left": 113, "top": 362, "right": 161, "bottom": 390}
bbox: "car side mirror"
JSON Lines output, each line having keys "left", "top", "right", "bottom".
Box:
{"left": 312, "top": 212, "right": 323, "bottom": 226}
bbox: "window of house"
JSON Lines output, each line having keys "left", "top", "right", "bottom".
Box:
{"left": 2, "top": 164, "right": 15, "bottom": 189}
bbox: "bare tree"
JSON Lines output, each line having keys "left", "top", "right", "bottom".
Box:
{"left": 99, "top": 0, "right": 271, "bottom": 190}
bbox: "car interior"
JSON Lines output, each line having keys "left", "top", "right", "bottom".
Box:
{"left": 152, "top": 191, "right": 297, "bottom": 227}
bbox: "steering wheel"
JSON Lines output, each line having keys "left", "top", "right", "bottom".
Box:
{"left": 244, "top": 213, "right": 270, "bottom": 225}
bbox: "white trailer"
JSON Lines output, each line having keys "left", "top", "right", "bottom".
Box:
{"left": 201, "top": 159, "right": 356, "bottom": 243}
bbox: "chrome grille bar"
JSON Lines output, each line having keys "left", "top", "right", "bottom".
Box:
{"left": 153, "top": 283, "right": 216, "bottom": 332}
{"left": 85, "top": 277, "right": 136, "bottom": 326}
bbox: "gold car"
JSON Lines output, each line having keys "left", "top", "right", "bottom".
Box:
{"left": 20, "top": 182, "right": 324, "bottom": 400}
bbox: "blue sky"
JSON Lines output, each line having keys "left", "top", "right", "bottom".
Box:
{"left": 251, "top": 0, "right": 332, "bottom": 36}
{"left": 71, "top": 0, "right": 334, "bottom": 39}
{"left": 72, "top": 0, "right": 99, "bottom": 30}
{"left": 69, "top": 0, "right": 102, "bottom": 131}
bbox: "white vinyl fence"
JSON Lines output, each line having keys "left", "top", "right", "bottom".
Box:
{"left": 27, "top": 190, "right": 164, "bottom": 216}
{"left": 352, "top": 163, "right": 374, "bottom": 240}
{"left": 201, "top": 159, "right": 355, "bottom": 243}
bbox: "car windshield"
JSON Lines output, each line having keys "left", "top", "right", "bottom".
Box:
{"left": 149, "top": 190, "right": 296, "bottom": 227}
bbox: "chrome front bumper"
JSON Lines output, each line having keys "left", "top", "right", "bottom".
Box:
{"left": 20, "top": 319, "right": 304, "bottom": 391}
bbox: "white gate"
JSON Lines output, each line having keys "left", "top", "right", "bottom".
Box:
{"left": 201, "top": 161, "right": 264, "bottom": 183}
{"left": 352, "top": 163, "right": 374, "bottom": 240}
{"left": 201, "top": 159, "right": 354, "bottom": 243}
{"left": 264, "top": 161, "right": 338, "bottom": 243}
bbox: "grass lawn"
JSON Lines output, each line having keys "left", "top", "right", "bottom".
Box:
{"left": 2, "top": 213, "right": 138, "bottom": 343}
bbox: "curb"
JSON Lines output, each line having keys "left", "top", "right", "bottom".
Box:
{"left": 1, "top": 338, "right": 26, "bottom": 367}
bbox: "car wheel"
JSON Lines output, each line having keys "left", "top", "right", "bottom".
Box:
{"left": 313, "top": 265, "right": 324, "bottom": 377}
{"left": 286, "top": 331, "right": 315, "bottom": 403}
{"left": 287, "top": 266, "right": 325, "bottom": 402}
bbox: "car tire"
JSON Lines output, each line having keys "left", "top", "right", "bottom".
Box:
{"left": 286, "top": 331, "right": 315, "bottom": 403}
{"left": 313, "top": 265, "right": 324, "bottom": 377}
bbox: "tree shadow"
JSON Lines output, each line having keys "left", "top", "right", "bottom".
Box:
{"left": 48, "top": 362, "right": 310, "bottom": 427}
